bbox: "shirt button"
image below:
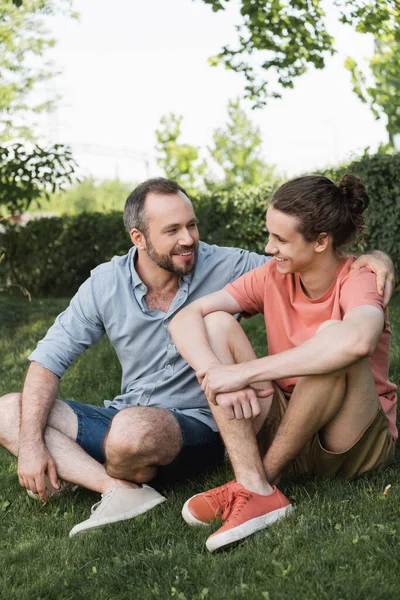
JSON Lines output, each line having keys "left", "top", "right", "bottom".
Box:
{"left": 140, "top": 285, "right": 145, "bottom": 291}
{"left": 184, "top": 277, "right": 190, "bottom": 283}
{"left": 142, "top": 308, "right": 146, "bottom": 313}
{"left": 168, "top": 343, "right": 173, "bottom": 349}
{"left": 167, "top": 364, "right": 172, "bottom": 369}
{"left": 143, "top": 393, "right": 149, "bottom": 399}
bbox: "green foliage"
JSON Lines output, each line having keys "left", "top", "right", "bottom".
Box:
{"left": 193, "top": 182, "right": 275, "bottom": 252}
{"left": 0, "top": 212, "right": 131, "bottom": 297}
{"left": 0, "top": 0, "right": 76, "bottom": 141}
{"left": 156, "top": 102, "right": 278, "bottom": 190}
{"left": 324, "top": 151, "right": 400, "bottom": 276}
{"left": 155, "top": 113, "right": 206, "bottom": 193}
{"left": 209, "top": 98, "right": 278, "bottom": 187}
{"left": 0, "top": 142, "right": 76, "bottom": 218}
{"left": 345, "top": 24, "right": 400, "bottom": 145}
{"left": 199, "top": 0, "right": 398, "bottom": 109}
{"left": 35, "top": 177, "right": 132, "bottom": 215}
{"left": 1, "top": 151, "right": 399, "bottom": 297}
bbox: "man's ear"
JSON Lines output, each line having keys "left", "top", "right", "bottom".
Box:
{"left": 130, "top": 228, "right": 146, "bottom": 250}
{"left": 314, "top": 233, "right": 330, "bottom": 253}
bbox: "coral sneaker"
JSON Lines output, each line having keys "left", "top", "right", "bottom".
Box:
{"left": 206, "top": 484, "right": 293, "bottom": 552}
{"left": 182, "top": 480, "right": 238, "bottom": 526}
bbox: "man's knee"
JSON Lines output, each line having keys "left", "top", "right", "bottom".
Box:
{"left": 104, "top": 408, "right": 180, "bottom": 476}
{"left": 105, "top": 409, "right": 155, "bottom": 463}
{"left": 204, "top": 311, "right": 238, "bottom": 334}
{"left": 0, "top": 392, "right": 21, "bottom": 447}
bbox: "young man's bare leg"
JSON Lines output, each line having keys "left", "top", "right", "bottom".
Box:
{"left": 203, "top": 312, "right": 274, "bottom": 495}
{"left": 263, "top": 357, "right": 380, "bottom": 484}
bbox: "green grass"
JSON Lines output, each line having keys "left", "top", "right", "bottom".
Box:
{"left": 1, "top": 295, "right": 400, "bottom": 600}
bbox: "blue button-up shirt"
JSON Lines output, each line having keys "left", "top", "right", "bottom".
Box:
{"left": 29, "top": 242, "right": 269, "bottom": 431}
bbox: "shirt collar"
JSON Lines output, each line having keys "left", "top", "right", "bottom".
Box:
{"left": 129, "top": 246, "right": 195, "bottom": 288}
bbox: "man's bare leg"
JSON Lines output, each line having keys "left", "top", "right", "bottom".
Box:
{"left": 104, "top": 406, "right": 183, "bottom": 483}
{"left": 204, "top": 312, "right": 274, "bottom": 495}
{"left": 0, "top": 393, "right": 185, "bottom": 492}
{"left": 204, "top": 315, "right": 380, "bottom": 489}
{"left": 0, "top": 393, "right": 135, "bottom": 494}
{"left": 263, "top": 356, "right": 380, "bottom": 483}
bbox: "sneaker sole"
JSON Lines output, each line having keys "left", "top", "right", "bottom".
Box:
{"left": 27, "top": 484, "right": 79, "bottom": 502}
{"left": 69, "top": 495, "right": 167, "bottom": 537}
{"left": 181, "top": 495, "right": 211, "bottom": 527}
{"left": 206, "top": 504, "right": 293, "bottom": 552}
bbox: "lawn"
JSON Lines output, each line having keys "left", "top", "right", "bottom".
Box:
{"left": 1, "top": 295, "right": 400, "bottom": 600}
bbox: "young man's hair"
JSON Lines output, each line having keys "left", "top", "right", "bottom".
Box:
{"left": 123, "top": 178, "right": 191, "bottom": 234}
{"left": 271, "top": 174, "right": 369, "bottom": 250}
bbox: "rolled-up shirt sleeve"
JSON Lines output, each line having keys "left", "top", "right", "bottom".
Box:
{"left": 28, "top": 276, "right": 105, "bottom": 378}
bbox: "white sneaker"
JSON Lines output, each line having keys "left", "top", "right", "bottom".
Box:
{"left": 69, "top": 485, "right": 166, "bottom": 537}
{"left": 27, "top": 477, "right": 78, "bottom": 501}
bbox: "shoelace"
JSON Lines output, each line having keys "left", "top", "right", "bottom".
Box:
{"left": 222, "top": 489, "right": 252, "bottom": 522}
{"left": 205, "top": 484, "right": 235, "bottom": 517}
{"left": 90, "top": 489, "right": 113, "bottom": 515}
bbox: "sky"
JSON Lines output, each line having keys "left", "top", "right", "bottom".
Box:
{"left": 37, "top": 0, "right": 389, "bottom": 184}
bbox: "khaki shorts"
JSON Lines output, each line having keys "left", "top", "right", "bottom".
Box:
{"left": 257, "top": 386, "right": 396, "bottom": 479}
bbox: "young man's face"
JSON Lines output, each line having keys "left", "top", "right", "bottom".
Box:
{"left": 142, "top": 191, "right": 200, "bottom": 276}
{"left": 265, "top": 206, "right": 318, "bottom": 274}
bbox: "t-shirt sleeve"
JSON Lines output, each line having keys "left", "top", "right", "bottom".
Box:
{"left": 229, "top": 248, "right": 271, "bottom": 281}
{"left": 340, "top": 268, "right": 384, "bottom": 315}
{"left": 224, "top": 264, "right": 267, "bottom": 317}
{"left": 28, "top": 275, "right": 105, "bottom": 378}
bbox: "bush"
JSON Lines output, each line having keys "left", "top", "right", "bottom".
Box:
{"left": 324, "top": 151, "right": 400, "bottom": 276}
{"left": 0, "top": 213, "right": 130, "bottom": 297}
{"left": 193, "top": 182, "right": 276, "bottom": 253}
{"left": 1, "top": 152, "right": 399, "bottom": 297}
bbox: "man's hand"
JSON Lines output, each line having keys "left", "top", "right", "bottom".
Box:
{"left": 351, "top": 251, "right": 395, "bottom": 308}
{"left": 18, "top": 441, "right": 59, "bottom": 502}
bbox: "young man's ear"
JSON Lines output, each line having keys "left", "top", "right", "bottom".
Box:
{"left": 130, "top": 228, "right": 146, "bottom": 250}
{"left": 314, "top": 233, "right": 330, "bottom": 253}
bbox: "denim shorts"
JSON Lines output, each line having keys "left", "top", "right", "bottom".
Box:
{"left": 64, "top": 401, "right": 225, "bottom": 485}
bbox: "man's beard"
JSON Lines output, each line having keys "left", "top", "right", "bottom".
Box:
{"left": 145, "top": 236, "right": 197, "bottom": 276}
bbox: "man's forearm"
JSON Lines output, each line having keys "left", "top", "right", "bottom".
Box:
{"left": 169, "top": 309, "right": 221, "bottom": 371}
{"left": 19, "top": 362, "right": 59, "bottom": 445}
{"left": 243, "top": 320, "right": 370, "bottom": 386}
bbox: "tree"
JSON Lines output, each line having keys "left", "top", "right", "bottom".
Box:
{"left": 0, "top": 0, "right": 75, "bottom": 141}
{"left": 0, "top": 142, "right": 76, "bottom": 218}
{"left": 345, "top": 27, "right": 400, "bottom": 146}
{"left": 155, "top": 113, "right": 206, "bottom": 191}
{"left": 199, "top": 0, "right": 399, "bottom": 112}
{"left": 209, "top": 98, "right": 277, "bottom": 186}
{"left": 0, "top": 141, "right": 76, "bottom": 296}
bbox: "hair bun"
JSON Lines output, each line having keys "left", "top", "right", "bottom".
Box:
{"left": 338, "top": 174, "right": 369, "bottom": 215}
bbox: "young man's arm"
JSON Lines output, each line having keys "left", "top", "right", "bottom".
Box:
{"left": 168, "top": 290, "right": 267, "bottom": 419}
{"left": 18, "top": 362, "right": 60, "bottom": 502}
{"left": 199, "top": 305, "right": 384, "bottom": 403}
{"left": 169, "top": 290, "right": 244, "bottom": 372}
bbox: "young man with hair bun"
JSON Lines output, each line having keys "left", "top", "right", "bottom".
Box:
{"left": 170, "top": 174, "right": 397, "bottom": 552}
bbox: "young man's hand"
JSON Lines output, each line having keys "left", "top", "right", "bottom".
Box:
{"left": 197, "top": 363, "right": 250, "bottom": 403}
{"left": 214, "top": 389, "right": 261, "bottom": 420}
{"left": 351, "top": 251, "right": 395, "bottom": 308}
{"left": 18, "top": 441, "right": 59, "bottom": 502}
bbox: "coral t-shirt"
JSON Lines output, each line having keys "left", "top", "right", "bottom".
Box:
{"left": 225, "top": 257, "right": 398, "bottom": 440}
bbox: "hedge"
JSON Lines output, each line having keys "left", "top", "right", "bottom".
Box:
{"left": 0, "top": 152, "right": 399, "bottom": 297}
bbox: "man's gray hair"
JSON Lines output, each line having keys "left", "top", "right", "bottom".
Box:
{"left": 123, "top": 178, "right": 191, "bottom": 234}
